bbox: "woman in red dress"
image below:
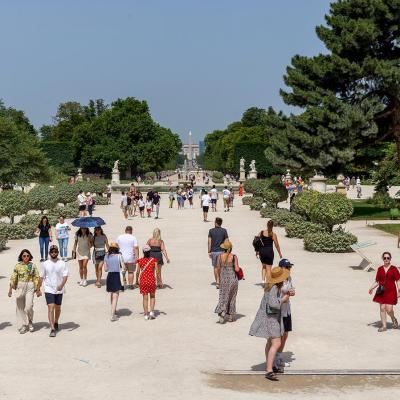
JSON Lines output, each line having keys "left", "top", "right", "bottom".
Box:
{"left": 369, "top": 251, "right": 400, "bottom": 332}
{"left": 137, "top": 245, "right": 158, "bottom": 320}
{"left": 238, "top": 182, "right": 244, "bottom": 197}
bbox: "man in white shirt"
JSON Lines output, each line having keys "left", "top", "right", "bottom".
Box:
{"left": 222, "top": 186, "right": 231, "bottom": 212}
{"left": 117, "top": 226, "right": 139, "bottom": 289}
{"left": 38, "top": 245, "right": 69, "bottom": 338}
{"left": 201, "top": 191, "right": 211, "bottom": 222}
{"left": 77, "top": 190, "right": 87, "bottom": 217}
{"left": 210, "top": 185, "right": 218, "bottom": 212}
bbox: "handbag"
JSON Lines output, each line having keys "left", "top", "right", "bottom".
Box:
{"left": 375, "top": 268, "right": 388, "bottom": 296}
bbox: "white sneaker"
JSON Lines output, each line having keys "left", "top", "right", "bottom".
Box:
{"left": 78, "top": 280, "right": 83, "bottom": 286}
{"left": 149, "top": 311, "right": 155, "bottom": 319}
{"left": 82, "top": 280, "right": 88, "bottom": 287}
{"left": 144, "top": 314, "right": 149, "bottom": 320}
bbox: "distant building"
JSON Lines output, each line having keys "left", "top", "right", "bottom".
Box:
{"left": 199, "top": 140, "right": 205, "bottom": 154}
{"left": 182, "top": 144, "right": 200, "bottom": 159}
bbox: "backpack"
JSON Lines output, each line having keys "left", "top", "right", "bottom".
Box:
{"left": 252, "top": 233, "right": 265, "bottom": 252}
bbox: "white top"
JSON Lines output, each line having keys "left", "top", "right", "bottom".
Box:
{"left": 146, "top": 200, "right": 152, "bottom": 208}
{"left": 77, "top": 194, "right": 86, "bottom": 206}
{"left": 138, "top": 199, "right": 145, "bottom": 208}
{"left": 121, "top": 195, "right": 128, "bottom": 207}
{"left": 201, "top": 194, "right": 211, "bottom": 206}
{"left": 281, "top": 277, "right": 293, "bottom": 317}
{"left": 356, "top": 178, "right": 361, "bottom": 185}
{"left": 55, "top": 222, "right": 69, "bottom": 239}
{"left": 210, "top": 188, "right": 218, "bottom": 199}
{"left": 107, "top": 184, "right": 112, "bottom": 193}
{"left": 117, "top": 234, "right": 138, "bottom": 263}
{"left": 222, "top": 189, "right": 231, "bottom": 198}
{"left": 40, "top": 259, "right": 69, "bottom": 294}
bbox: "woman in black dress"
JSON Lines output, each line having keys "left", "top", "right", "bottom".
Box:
{"left": 147, "top": 228, "right": 170, "bottom": 288}
{"left": 256, "top": 220, "right": 282, "bottom": 286}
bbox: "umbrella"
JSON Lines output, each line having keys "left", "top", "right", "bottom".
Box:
{"left": 71, "top": 217, "right": 106, "bottom": 228}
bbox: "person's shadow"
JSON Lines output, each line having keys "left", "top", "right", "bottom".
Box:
{"left": 251, "top": 351, "right": 295, "bottom": 371}
{"left": 59, "top": 322, "right": 80, "bottom": 331}
{"left": 0, "top": 322, "right": 12, "bottom": 330}
{"left": 368, "top": 320, "right": 396, "bottom": 329}
{"left": 117, "top": 308, "right": 132, "bottom": 317}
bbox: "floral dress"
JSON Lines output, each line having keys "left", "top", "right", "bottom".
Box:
{"left": 137, "top": 257, "right": 157, "bottom": 295}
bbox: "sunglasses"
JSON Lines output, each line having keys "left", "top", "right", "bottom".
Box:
{"left": 22, "top": 254, "right": 30, "bottom": 258}
{"left": 50, "top": 250, "right": 59, "bottom": 254}
{"left": 383, "top": 257, "right": 391, "bottom": 260}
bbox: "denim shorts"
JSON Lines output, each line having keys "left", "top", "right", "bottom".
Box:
{"left": 211, "top": 251, "right": 223, "bottom": 267}
{"left": 45, "top": 292, "right": 63, "bottom": 306}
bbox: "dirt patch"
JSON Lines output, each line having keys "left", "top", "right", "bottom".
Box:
{"left": 207, "top": 373, "right": 400, "bottom": 394}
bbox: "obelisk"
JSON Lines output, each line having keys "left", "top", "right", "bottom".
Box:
{"left": 188, "top": 130, "right": 193, "bottom": 169}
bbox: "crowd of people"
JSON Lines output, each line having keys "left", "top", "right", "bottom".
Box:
{"left": 8, "top": 179, "right": 397, "bottom": 384}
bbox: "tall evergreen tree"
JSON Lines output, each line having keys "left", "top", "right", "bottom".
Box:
{"left": 267, "top": 0, "right": 400, "bottom": 173}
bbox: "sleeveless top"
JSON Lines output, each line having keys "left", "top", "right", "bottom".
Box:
{"left": 260, "top": 232, "right": 273, "bottom": 248}
{"left": 94, "top": 235, "right": 106, "bottom": 250}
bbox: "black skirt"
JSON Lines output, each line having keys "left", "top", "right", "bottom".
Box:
{"left": 259, "top": 247, "right": 274, "bottom": 265}
{"left": 106, "top": 272, "right": 124, "bottom": 292}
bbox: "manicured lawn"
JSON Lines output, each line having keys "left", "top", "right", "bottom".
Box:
{"left": 373, "top": 224, "right": 400, "bottom": 236}
{"left": 351, "top": 200, "right": 391, "bottom": 220}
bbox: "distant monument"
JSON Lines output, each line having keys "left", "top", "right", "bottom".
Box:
{"left": 182, "top": 131, "right": 200, "bottom": 171}
{"left": 76, "top": 168, "right": 83, "bottom": 182}
{"left": 239, "top": 157, "right": 246, "bottom": 181}
{"left": 249, "top": 160, "right": 257, "bottom": 179}
{"left": 111, "top": 160, "right": 120, "bottom": 185}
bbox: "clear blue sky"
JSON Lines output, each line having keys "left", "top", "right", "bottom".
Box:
{"left": 1, "top": 0, "right": 332, "bottom": 143}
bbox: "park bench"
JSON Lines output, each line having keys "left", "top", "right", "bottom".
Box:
{"left": 350, "top": 240, "right": 377, "bottom": 272}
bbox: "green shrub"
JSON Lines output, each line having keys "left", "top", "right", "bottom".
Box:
{"left": 249, "top": 197, "right": 264, "bottom": 210}
{"left": 93, "top": 195, "right": 108, "bottom": 205}
{"left": 212, "top": 171, "right": 224, "bottom": 184}
{"left": 260, "top": 207, "right": 277, "bottom": 218}
{"left": 244, "top": 177, "right": 287, "bottom": 203}
{"left": 243, "top": 178, "right": 258, "bottom": 193}
{"left": 310, "top": 192, "right": 353, "bottom": 231}
{"left": 0, "top": 190, "right": 29, "bottom": 224}
{"left": 0, "top": 236, "right": 7, "bottom": 250}
{"left": 0, "top": 222, "right": 36, "bottom": 239}
{"left": 260, "top": 190, "right": 280, "bottom": 207}
{"left": 54, "top": 184, "right": 78, "bottom": 205}
{"left": 27, "top": 185, "right": 58, "bottom": 213}
{"left": 49, "top": 202, "right": 78, "bottom": 219}
{"left": 270, "top": 209, "right": 305, "bottom": 227}
{"left": 285, "top": 221, "right": 328, "bottom": 238}
{"left": 368, "top": 192, "right": 397, "bottom": 210}
{"left": 390, "top": 208, "right": 400, "bottom": 220}
{"left": 291, "top": 190, "right": 322, "bottom": 220}
{"left": 144, "top": 172, "right": 156, "bottom": 182}
{"left": 304, "top": 229, "right": 357, "bottom": 253}
{"left": 20, "top": 214, "right": 58, "bottom": 227}
{"left": 242, "top": 196, "right": 253, "bottom": 205}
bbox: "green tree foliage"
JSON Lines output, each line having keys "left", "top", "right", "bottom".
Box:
{"left": 27, "top": 185, "right": 58, "bottom": 213}
{"left": 267, "top": 0, "right": 400, "bottom": 174}
{"left": 0, "top": 115, "right": 50, "bottom": 186}
{"left": 0, "top": 100, "right": 36, "bottom": 136}
{"left": 0, "top": 190, "right": 29, "bottom": 224}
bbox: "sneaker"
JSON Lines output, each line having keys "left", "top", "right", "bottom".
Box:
{"left": 110, "top": 315, "right": 118, "bottom": 322}
{"left": 40, "top": 258, "right": 44, "bottom": 262}
{"left": 149, "top": 311, "right": 155, "bottom": 319}
{"left": 82, "top": 280, "right": 88, "bottom": 287}
{"left": 49, "top": 329, "right": 56, "bottom": 337}
{"left": 19, "top": 326, "right": 28, "bottom": 334}
{"left": 218, "top": 312, "right": 225, "bottom": 324}
{"left": 54, "top": 322, "right": 59, "bottom": 331}
{"left": 144, "top": 314, "right": 149, "bottom": 320}
{"left": 78, "top": 280, "right": 83, "bottom": 286}
{"left": 28, "top": 322, "right": 34, "bottom": 332}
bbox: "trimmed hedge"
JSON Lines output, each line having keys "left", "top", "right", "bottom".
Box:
{"left": 20, "top": 214, "right": 58, "bottom": 227}
{"left": 285, "top": 221, "right": 328, "bottom": 238}
{"left": 27, "top": 185, "right": 58, "bottom": 213}
{"left": 93, "top": 195, "right": 108, "bottom": 205}
{"left": 50, "top": 203, "right": 78, "bottom": 219}
{"left": 304, "top": 229, "right": 357, "bottom": 253}
{"left": 0, "top": 190, "right": 29, "bottom": 224}
{"left": 260, "top": 207, "right": 277, "bottom": 218}
{"left": 0, "top": 223, "right": 36, "bottom": 240}
{"left": 291, "top": 190, "right": 322, "bottom": 219}
{"left": 249, "top": 197, "right": 264, "bottom": 210}
{"left": 270, "top": 209, "right": 305, "bottom": 227}
{"left": 242, "top": 196, "right": 253, "bottom": 205}
{"left": 212, "top": 171, "right": 224, "bottom": 184}
{"left": 0, "top": 236, "right": 7, "bottom": 250}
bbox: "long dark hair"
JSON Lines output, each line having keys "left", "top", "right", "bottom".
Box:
{"left": 76, "top": 228, "right": 90, "bottom": 237}
{"left": 267, "top": 220, "right": 274, "bottom": 236}
{"left": 18, "top": 249, "right": 33, "bottom": 262}
{"left": 39, "top": 215, "right": 50, "bottom": 227}
{"left": 94, "top": 227, "right": 105, "bottom": 236}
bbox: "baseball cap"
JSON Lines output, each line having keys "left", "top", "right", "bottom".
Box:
{"left": 49, "top": 245, "right": 59, "bottom": 252}
{"left": 279, "top": 259, "right": 294, "bottom": 268}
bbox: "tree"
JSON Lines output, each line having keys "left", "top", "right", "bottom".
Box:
{"left": 0, "top": 190, "right": 29, "bottom": 224}
{"left": 0, "top": 115, "right": 50, "bottom": 186}
{"left": 267, "top": 0, "right": 400, "bottom": 174}
{"left": 27, "top": 185, "right": 58, "bottom": 213}
{"left": 0, "top": 100, "right": 36, "bottom": 136}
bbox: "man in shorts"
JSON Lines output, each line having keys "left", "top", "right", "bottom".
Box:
{"left": 208, "top": 217, "right": 228, "bottom": 288}
{"left": 117, "top": 226, "right": 139, "bottom": 289}
{"left": 222, "top": 186, "right": 231, "bottom": 212}
{"left": 201, "top": 190, "right": 211, "bottom": 222}
{"left": 77, "top": 190, "right": 86, "bottom": 217}
{"left": 37, "top": 245, "right": 69, "bottom": 337}
{"left": 210, "top": 185, "right": 218, "bottom": 212}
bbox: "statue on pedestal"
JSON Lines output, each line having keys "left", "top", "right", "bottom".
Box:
{"left": 76, "top": 168, "right": 83, "bottom": 182}
{"left": 111, "top": 160, "right": 120, "bottom": 185}
{"left": 239, "top": 157, "right": 246, "bottom": 181}
{"left": 249, "top": 160, "right": 257, "bottom": 179}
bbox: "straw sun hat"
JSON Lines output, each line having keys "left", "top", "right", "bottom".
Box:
{"left": 220, "top": 239, "right": 232, "bottom": 250}
{"left": 108, "top": 242, "right": 119, "bottom": 250}
{"left": 269, "top": 266, "right": 290, "bottom": 284}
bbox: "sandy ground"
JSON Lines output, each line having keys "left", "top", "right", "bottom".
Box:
{"left": 1, "top": 193, "right": 400, "bottom": 400}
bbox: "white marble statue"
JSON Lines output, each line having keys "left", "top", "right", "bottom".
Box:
{"left": 250, "top": 160, "right": 256, "bottom": 172}
{"left": 240, "top": 157, "right": 245, "bottom": 169}
{"left": 113, "top": 160, "right": 120, "bottom": 171}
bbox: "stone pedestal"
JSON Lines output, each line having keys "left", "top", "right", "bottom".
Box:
{"left": 249, "top": 170, "right": 258, "bottom": 180}
{"left": 336, "top": 183, "right": 347, "bottom": 194}
{"left": 239, "top": 168, "right": 246, "bottom": 181}
{"left": 76, "top": 168, "right": 83, "bottom": 182}
{"left": 111, "top": 168, "right": 120, "bottom": 185}
{"left": 309, "top": 175, "right": 327, "bottom": 193}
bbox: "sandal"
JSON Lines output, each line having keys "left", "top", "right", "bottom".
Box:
{"left": 393, "top": 318, "right": 398, "bottom": 329}
{"left": 265, "top": 372, "right": 279, "bottom": 381}
{"left": 96, "top": 282, "right": 101, "bottom": 288}
{"left": 228, "top": 315, "right": 236, "bottom": 322}
{"left": 273, "top": 366, "right": 284, "bottom": 374}
{"left": 378, "top": 326, "right": 387, "bottom": 332}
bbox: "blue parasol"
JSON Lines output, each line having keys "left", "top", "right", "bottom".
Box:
{"left": 71, "top": 217, "right": 106, "bottom": 228}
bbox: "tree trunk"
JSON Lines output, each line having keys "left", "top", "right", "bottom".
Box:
{"left": 393, "top": 99, "right": 400, "bottom": 163}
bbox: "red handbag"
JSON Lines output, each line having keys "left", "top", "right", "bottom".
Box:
{"left": 235, "top": 267, "right": 244, "bottom": 280}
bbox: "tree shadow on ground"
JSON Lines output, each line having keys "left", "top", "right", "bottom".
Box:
{"left": 251, "top": 352, "right": 295, "bottom": 371}
{"left": 117, "top": 308, "right": 132, "bottom": 317}
{"left": 368, "top": 320, "right": 396, "bottom": 329}
{"left": 0, "top": 322, "right": 12, "bottom": 330}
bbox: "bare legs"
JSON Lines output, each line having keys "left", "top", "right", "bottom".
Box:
{"left": 78, "top": 259, "right": 88, "bottom": 282}
{"left": 110, "top": 292, "right": 119, "bottom": 318}
{"left": 156, "top": 264, "right": 164, "bottom": 288}
{"left": 143, "top": 292, "right": 156, "bottom": 317}
{"left": 265, "top": 337, "right": 281, "bottom": 373}
{"left": 214, "top": 267, "right": 219, "bottom": 287}
{"left": 380, "top": 304, "right": 397, "bottom": 331}
{"left": 47, "top": 304, "right": 61, "bottom": 330}
{"left": 95, "top": 261, "right": 103, "bottom": 287}
{"left": 262, "top": 264, "right": 272, "bottom": 286}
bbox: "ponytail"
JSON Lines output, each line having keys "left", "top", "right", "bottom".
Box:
{"left": 267, "top": 220, "right": 274, "bottom": 236}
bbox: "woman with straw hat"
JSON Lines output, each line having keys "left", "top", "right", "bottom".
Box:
{"left": 249, "top": 266, "right": 294, "bottom": 381}
{"left": 104, "top": 242, "right": 125, "bottom": 322}
{"left": 215, "top": 239, "right": 240, "bottom": 323}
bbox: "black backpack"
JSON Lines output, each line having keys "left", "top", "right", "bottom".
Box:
{"left": 252, "top": 234, "right": 265, "bottom": 252}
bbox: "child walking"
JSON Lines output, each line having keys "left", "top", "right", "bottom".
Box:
{"left": 146, "top": 197, "right": 152, "bottom": 218}
{"left": 138, "top": 196, "right": 145, "bottom": 218}
{"left": 137, "top": 245, "right": 158, "bottom": 320}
